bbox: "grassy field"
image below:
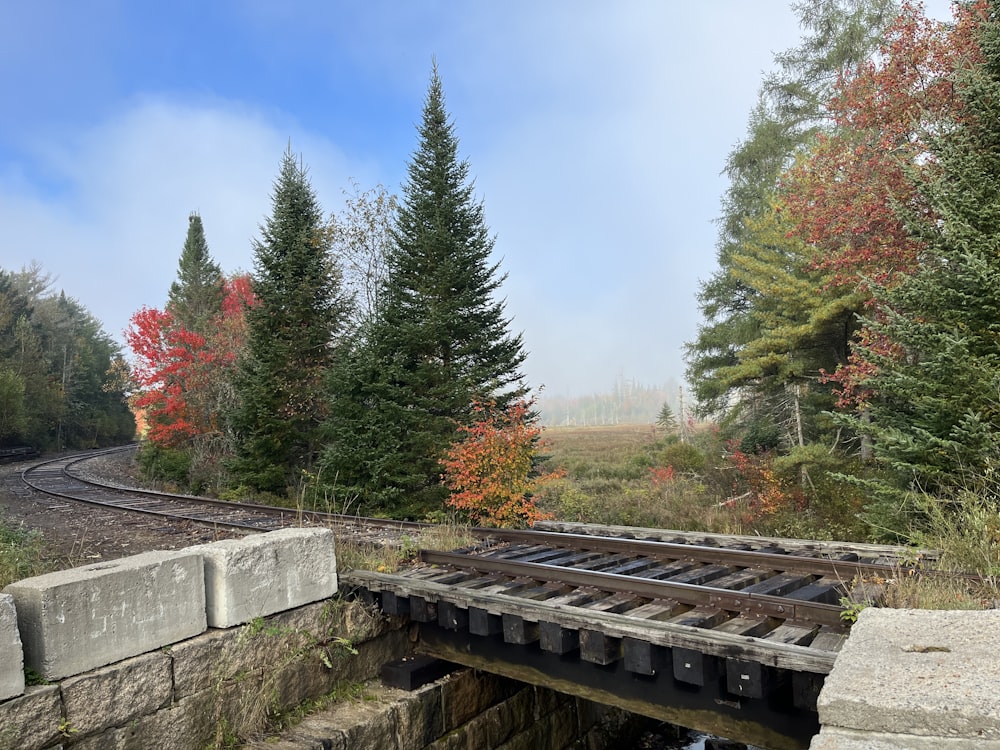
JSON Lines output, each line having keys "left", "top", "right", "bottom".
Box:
{"left": 538, "top": 423, "right": 1000, "bottom": 609}
{"left": 536, "top": 423, "right": 743, "bottom": 534}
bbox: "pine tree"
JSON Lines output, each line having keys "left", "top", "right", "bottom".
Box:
{"left": 323, "top": 65, "right": 527, "bottom": 516}
{"left": 656, "top": 402, "right": 677, "bottom": 432}
{"left": 860, "top": 1, "right": 1000, "bottom": 502}
{"left": 231, "top": 148, "right": 349, "bottom": 494}
{"left": 167, "top": 212, "right": 224, "bottom": 334}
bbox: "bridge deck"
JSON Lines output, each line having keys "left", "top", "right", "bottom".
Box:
{"left": 342, "top": 526, "right": 912, "bottom": 749}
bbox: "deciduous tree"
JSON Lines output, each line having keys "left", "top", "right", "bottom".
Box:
{"left": 442, "top": 400, "right": 557, "bottom": 528}
{"left": 126, "top": 275, "right": 253, "bottom": 447}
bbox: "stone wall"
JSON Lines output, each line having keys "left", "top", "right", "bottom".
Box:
{"left": 0, "top": 527, "right": 643, "bottom": 750}
{"left": 0, "top": 597, "right": 407, "bottom": 750}
{"left": 0, "top": 527, "right": 368, "bottom": 750}
{"left": 243, "top": 668, "right": 649, "bottom": 750}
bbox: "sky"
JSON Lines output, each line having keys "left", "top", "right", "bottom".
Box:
{"left": 1, "top": 1, "right": 957, "bottom": 400}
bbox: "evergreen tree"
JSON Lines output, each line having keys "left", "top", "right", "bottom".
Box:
{"left": 0, "top": 266, "right": 134, "bottom": 449}
{"left": 859, "top": 2, "right": 1000, "bottom": 502}
{"left": 656, "top": 402, "right": 677, "bottom": 432}
{"left": 167, "top": 212, "right": 224, "bottom": 334}
{"left": 323, "top": 65, "right": 527, "bottom": 516}
{"left": 231, "top": 148, "right": 349, "bottom": 494}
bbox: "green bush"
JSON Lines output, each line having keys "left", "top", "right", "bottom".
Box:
{"left": 137, "top": 443, "right": 192, "bottom": 486}
{"left": 659, "top": 442, "right": 707, "bottom": 474}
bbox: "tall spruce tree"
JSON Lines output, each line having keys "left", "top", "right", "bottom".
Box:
{"left": 859, "top": 2, "right": 1000, "bottom": 503}
{"left": 166, "top": 212, "right": 224, "bottom": 334}
{"left": 231, "top": 148, "right": 349, "bottom": 494}
{"left": 323, "top": 65, "right": 527, "bottom": 517}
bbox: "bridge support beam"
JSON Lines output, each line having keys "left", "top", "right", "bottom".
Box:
{"left": 416, "top": 620, "right": 819, "bottom": 750}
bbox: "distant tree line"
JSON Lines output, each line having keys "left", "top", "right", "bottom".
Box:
{"left": 127, "top": 66, "right": 541, "bottom": 523}
{"left": 538, "top": 377, "right": 683, "bottom": 426}
{"left": 0, "top": 264, "right": 134, "bottom": 450}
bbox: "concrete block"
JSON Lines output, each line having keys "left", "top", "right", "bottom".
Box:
{"left": 0, "top": 594, "right": 24, "bottom": 701}
{"left": 818, "top": 608, "right": 1000, "bottom": 740}
{"left": 811, "top": 726, "right": 1000, "bottom": 749}
{"left": 3, "top": 550, "right": 205, "bottom": 680}
{"left": 191, "top": 528, "right": 337, "bottom": 628}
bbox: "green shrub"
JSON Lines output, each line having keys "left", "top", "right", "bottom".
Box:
{"left": 659, "top": 442, "right": 707, "bottom": 474}
{"left": 137, "top": 443, "right": 192, "bottom": 486}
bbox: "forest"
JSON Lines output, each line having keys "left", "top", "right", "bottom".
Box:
{"left": 684, "top": 0, "right": 1000, "bottom": 549}
{"left": 6, "top": 2, "right": 1000, "bottom": 575}
{"left": 0, "top": 264, "right": 134, "bottom": 452}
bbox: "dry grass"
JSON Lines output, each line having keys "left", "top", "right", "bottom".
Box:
{"left": 537, "top": 423, "right": 742, "bottom": 532}
{"left": 542, "top": 424, "right": 1000, "bottom": 611}
{"left": 333, "top": 523, "right": 479, "bottom": 574}
{"left": 544, "top": 424, "right": 661, "bottom": 474}
{"left": 882, "top": 570, "right": 996, "bottom": 610}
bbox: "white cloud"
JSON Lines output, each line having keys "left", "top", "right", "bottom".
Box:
{"left": 2, "top": 96, "right": 367, "bottom": 343}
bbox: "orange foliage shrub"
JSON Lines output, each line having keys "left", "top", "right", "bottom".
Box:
{"left": 442, "top": 399, "right": 560, "bottom": 528}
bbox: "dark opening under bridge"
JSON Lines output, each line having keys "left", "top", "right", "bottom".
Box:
{"left": 345, "top": 522, "right": 917, "bottom": 750}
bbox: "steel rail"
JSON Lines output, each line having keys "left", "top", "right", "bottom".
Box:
{"left": 477, "top": 527, "right": 904, "bottom": 580}
{"left": 21, "top": 448, "right": 429, "bottom": 535}
{"left": 418, "top": 549, "right": 846, "bottom": 627}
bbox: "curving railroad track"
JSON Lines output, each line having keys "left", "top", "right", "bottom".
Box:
{"left": 20, "top": 446, "right": 429, "bottom": 541}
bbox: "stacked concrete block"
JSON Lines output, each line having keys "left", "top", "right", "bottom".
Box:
{"left": 191, "top": 527, "right": 338, "bottom": 628}
{"left": 0, "top": 594, "right": 24, "bottom": 701}
{"left": 811, "top": 608, "right": 1000, "bottom": 749}
{"left": 3, "top": 549, "right": 206, "bottom": 680}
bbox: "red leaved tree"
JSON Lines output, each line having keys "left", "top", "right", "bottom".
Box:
{"left": 781, "top": 0, "right": 985, "bottom": 406}
{"left": 441, "top": 399, "right": 559, "bottom": 528}
{"left": 126, "top": 274, "right": 254, "bottom": 446}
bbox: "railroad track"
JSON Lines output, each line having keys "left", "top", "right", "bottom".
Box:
{"left": 24, "top": 447, "right": 919, "bottom": 668}
{"left": 20, "top": 446, "right": 428, "bottom": 539}
{"left": 343, "top": 526, "right": 920, "bottom": 746}
{"left": 348, "top": 525, "right": 923, "bottom": 685}
{"left": 418, "top": 527, "right": 905, "bottom": 628}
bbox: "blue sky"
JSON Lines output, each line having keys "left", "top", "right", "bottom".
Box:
{"left": 1, "top": 1, "right": 955, "bottom": 399}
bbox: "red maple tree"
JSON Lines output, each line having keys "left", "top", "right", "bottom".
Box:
{"left": 781, "top": 0, "right": 986, "bottom": 405}
{"left": 441, "top": 399, "right": 559, "bottom": 528}
{"left": 126, "top": 274, "right": 255, "bottom": 446}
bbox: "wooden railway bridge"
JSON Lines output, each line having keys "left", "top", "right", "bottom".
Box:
{"left": 346, "top": 523, "right": 913, "bottom": 750}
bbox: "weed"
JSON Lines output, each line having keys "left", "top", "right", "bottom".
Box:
{"left": 23, "top": 668, "right": 49, "bottom": 686}
{"left": 0, "top": 517, "right": 49, "bottom": 588}
{"left": 204, "top": 598, "right": 392, "bottom": 748}
{"left": 838, "top": 597, "right": 867, "bottom": 624}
